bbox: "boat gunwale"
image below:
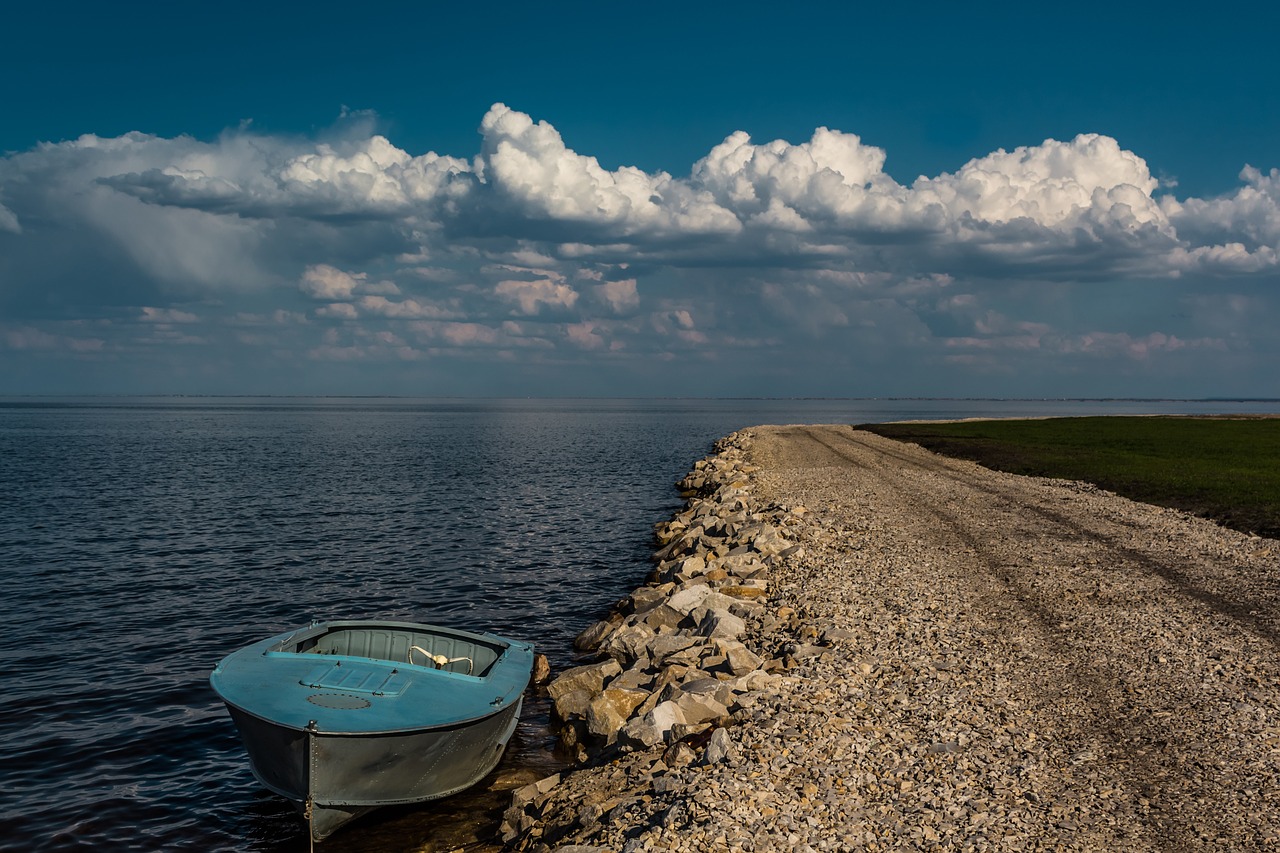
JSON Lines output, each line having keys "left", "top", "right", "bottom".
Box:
{"left": 218, "top": 692, "right": 519, "bottom": 736}
{"left": 269, "top": 618, "right": 515, "bottom": 658}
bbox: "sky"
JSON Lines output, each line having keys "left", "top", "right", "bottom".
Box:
{"left": 2, "top": 1, "right": 1278, "bottom": 398}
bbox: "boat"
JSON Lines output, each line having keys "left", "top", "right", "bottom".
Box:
{"left": 210, "top": 619, "right": 534, "bottom": 842}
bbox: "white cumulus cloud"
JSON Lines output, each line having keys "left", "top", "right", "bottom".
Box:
{"left": 2, "top": 103, "right": 1279, "bottom": 397}
{"left": 494, "top": 277, "right": 579, "bottom": 315}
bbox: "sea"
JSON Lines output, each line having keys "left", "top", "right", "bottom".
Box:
{"left": 3, "top": 396, "right": 1277, "bottom": 851}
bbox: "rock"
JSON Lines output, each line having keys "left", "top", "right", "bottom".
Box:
{"left": 698, "top": 608, "right": 747, "bottom": 640}
{"left": 662, "top": 740, "right": 698, "bottom": 767}
{"left": 532, "top": 653, "right": 552, "bottom": 684}
{"left": 738, "top": 669, "right": 780, "bottom": 690}
{"left": 674, "top": 692, "right": 729, "bottom": 725}
{"left": 718, "top": 585, "right": 768, "bottom": 601}
{"left": 748, "top": 524, "right": 789, "bottom": 556}
{"left": 548, "top": 658, "right": 622, "bottom": 701}
{"left": 699, "top": 653, "right": 728, "bottom": 671}
{"left": 678, "top": 676, "right": 723, "bottom": 696}
{"left": 652, "top": 663, "right": 700, "bottom": 690}
{"left": 722, "top": 642, "right": 764, "bottom": 676}
{"left": 629, "top": 585, "right": 671, "bottom": 614}
{"left": 641, "top": 604, "right": 686, "bottom": 631}
{"left": 670, "top": 722, "right": 713, "bottom": 743}
{"left": 678, "top": 554, "right": 707, "bottom": 577}
{"left": 512, "top": 773, "right": 561, "bottom": 807}
{"left": 717, "top": 553, "right": 766, "bottom": 576}
{"left": 661, "top": 643, "right": 708, "bottom": 668}
{"left": 586, "top": 687, "right": 650, "bottom": 740}
{"left": 622, "top": 700, "right": 687, "bottom": 748}
{"left": 490, "top": 766, "right": 543, "bottom": 791}
{"left": 612, "top": 663, "right": 655, "bottom": 691}
{"left": 666, "top": 584, "right": 738, "bottom": 617}
{"left": 574, "top": 618, "right": 620, "bottom": 651}
{"left": 703, "top": 727, "right": 735, "bottom": 764}
{"left": 601, "top": 622, "right": 656, "bottom": 663}
{"left": 644, "top": 634, "right": 699, "bottom": 663}
{"left": 786, "top": 642, "right": 829, "bottom": 660}
{"left": 552, "top": 688, "right": 593, "bottom": 721}
{"left": 821, "top": 626, "right": 857, "bottom": 644}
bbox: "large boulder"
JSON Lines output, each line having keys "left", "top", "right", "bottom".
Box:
{"left": 629, "top": 585, "right": 672, "bottom": 614}
{"left": 620, "top": 700, "right": 687, "bottom": 748}
{"left": 643, "top": 634, "right": 699, "bottom": 664}
{"left": 601, "top": 622, "right": 656, "bottom": 664}
{"left": 666, "top": 584, "right": 738, "bottom": 617}
{"left": 714, "top": 640, "right": 764, "bottom": 676}
{"left": 547, "top": 658, "right": 621, "bottom": 702}
{"left": 673, "top": 692, "right": 729, "bottom": 726}
{"left": 586, "top": 687, "right": 650, "bottom": 740}
{"left": 640, "top": 604, "right": 686, "bottom": 631}
{"left": 574, "top": 618, "right": 620, "bottom": 651}
{"left": 552, "top": 688, "right": 593, "bottom": 720}
{"left": 698, "top": 607, "right": 746, "bottom": 640}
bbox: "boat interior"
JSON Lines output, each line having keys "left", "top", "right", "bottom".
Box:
{"left": 276, "top": 624, "right": 505, "bottom": 677}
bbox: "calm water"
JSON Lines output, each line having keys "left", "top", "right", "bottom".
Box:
{"left": 3, "top": 397, "right": 1277, "bottom": 851}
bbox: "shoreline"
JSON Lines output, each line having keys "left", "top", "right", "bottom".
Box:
{"left": 500, "top": 429, "right": 798, "bottom": 849}
{"left": 497, "top": 425, "right": 1280, "bottom": 851}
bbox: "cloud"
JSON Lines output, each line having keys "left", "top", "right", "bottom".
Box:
{"left": 0, "top": 202, "right": 19, "bottom": 233}
{"left": 594, "top": 278, "right": 639, "bottom": 313}
{"left": 475, "top": 104, "right": 740, "bottom": 240}
{"left": 1162, "top": 166, "right": 1280, "bottom": 264}
{"left": 3, "top": 325, "right": 104, "bottom": 352}
{"left": 316, "top": 303, "right": 359, "bottom": 319}
{"left": 140, "top": 306, "right": 198, "bottom": 323}
{"left": 10, "top": 105, "right": 1273, "bottom": 284}
{"left": 494, "top": 276, "right": 579, "bottom": 315}
{"left": 691, "top": 126, "right": 894, "bottom": 229}
{"left": 916, "top": 134, "right": 1163, "bottom": 230}
{"left": 2, "top": 104, "right": 1279, "bottom": 396}
{"left": 356, "top": 294, "right": 457, "bottom": 319}
{"left": 565, "top": 321, "right": 605, "bottom": 349}
{"left": 1048, "top": 331, "right": 1227, "bottom": 359}
{"left": 301, "top": 265, "right": 365, "bottom": 299}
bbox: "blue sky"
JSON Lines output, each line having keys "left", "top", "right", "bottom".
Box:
{"left": 2, "top": 1, "right": 1278, "bottom": 397}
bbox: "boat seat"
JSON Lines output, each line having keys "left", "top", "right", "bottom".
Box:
{"left": 308, "top": 628, "right": 502, "bottom": 676}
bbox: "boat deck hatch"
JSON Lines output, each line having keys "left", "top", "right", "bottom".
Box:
{"left": 306, "top": 693, "right": 372, "bottom": 709}
{"left": 299, "top": 663, "right": 410, "bottom": 697}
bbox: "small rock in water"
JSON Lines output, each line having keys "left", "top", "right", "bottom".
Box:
{"left": 531, "top": 653, "right": 551, "bottom": 684}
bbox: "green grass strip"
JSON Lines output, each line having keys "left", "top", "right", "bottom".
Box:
{"left": 859, "top": 416, "right": 1280, "bottom": 539}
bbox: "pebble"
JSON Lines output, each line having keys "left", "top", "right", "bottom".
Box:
{"left": 500, "top": 425, "right": 1280, "bottom": 852}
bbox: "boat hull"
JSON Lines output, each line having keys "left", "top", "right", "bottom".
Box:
{"left": 211, "top": 620, "right": 532, "bottom": 842}
{"left": 227, "top": 696, "right": 523, "bottom": 840}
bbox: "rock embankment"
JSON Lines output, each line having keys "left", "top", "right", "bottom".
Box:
{"left": 501, "top": 424, "right": 1280, "bottom": 852}
{"left": 500, "top": 431, "right": 811, "bottom": 849}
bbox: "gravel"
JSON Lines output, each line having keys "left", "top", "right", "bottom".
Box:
{"left": 504, "top": 425, "right": 1280, "bottom": 852}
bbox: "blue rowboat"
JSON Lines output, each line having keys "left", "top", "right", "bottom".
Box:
{"left": 210, "top": 619, "right": 534, "bottom": 842}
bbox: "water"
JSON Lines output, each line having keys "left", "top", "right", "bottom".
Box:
{"left": 2, "top": 396, "right": 1276, "bottom": 851}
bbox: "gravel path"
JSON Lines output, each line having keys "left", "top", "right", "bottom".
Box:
{"left": 511, "top": 425, "right": 1280, "bottom": 851}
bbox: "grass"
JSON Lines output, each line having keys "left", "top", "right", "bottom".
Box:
{"left": 858, "top": 416, "right": 1280, "bottom": 539}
